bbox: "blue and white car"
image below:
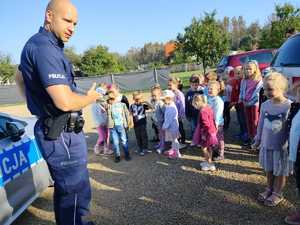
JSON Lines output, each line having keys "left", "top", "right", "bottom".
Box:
{"left": 0, "top": 113, "right": 52, "bottom": 225}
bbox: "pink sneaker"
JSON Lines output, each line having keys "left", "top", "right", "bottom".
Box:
{"left": 94, "top": 145, "right": 100, "bottom": 155}
{"left": 168, "top": 149, "right": 179, "bottom": 159}
{"left": 103, "top": 146, "right": 114, "bottom": 155}
{"left": 164, "top": 149, "right": 173, "bottom": 156}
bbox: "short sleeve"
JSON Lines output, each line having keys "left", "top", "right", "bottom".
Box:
{"left": 34, "top": 46, "right": 69, "bottom": 88}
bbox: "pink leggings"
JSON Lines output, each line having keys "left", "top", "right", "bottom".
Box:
{"left": 96, "top": 126, "right": 110, "bottom": 147}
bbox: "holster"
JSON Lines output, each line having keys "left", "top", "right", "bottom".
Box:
{"left": 43, "top": 113, "right": 70, "bottom": 140}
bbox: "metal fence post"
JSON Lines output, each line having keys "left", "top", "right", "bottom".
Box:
{"left": 154, "top": 67, "right": 158, "bottom": 84}
{"left": 110, "top": 73, "right": 115, "bottom": 84}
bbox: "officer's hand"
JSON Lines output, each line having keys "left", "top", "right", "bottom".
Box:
{"left": 87, "top": 83, "right": 102, "bottom": 102}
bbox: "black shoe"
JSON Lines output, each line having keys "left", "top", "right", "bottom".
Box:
{"left": 125, "top": 154, "right": 131, "bottom": 161}
{"left": 114, "top": 156, "right": 121, "bottom": 163}
{"left": 242, "top": 139, "right": 251, "bottom": 146}
{"left": 150, "top": 138, "right": 159, "bottom": 142}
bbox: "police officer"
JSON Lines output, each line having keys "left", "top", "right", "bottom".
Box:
{"left": 15, "top": 1, "right": 100, "bottom": 224}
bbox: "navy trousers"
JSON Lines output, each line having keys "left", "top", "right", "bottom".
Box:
{"left": 34, "top": 120, "right": 91, "bottom": 225}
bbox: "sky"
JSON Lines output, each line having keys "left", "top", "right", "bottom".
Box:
{"left": 0, "top": 0, "right": 299, "bottom": 63}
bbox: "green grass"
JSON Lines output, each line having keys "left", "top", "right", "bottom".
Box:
{"left": 170, "top": 70, "right": 202, "bottom": 88}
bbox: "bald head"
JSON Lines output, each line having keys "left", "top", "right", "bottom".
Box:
{"left": 44, "top": 0, "right": 78, "bottom": 42}
{"left": 46, "top": 0, "right": 76, "bottom": 14}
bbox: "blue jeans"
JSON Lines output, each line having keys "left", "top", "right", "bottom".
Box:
{"left": 110, "top": 125, "right": 129, "bottom": 157}
{"left": 188, "top": 117, "right": 198, "bottom": 138}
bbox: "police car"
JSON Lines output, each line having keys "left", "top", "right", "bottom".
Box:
{"left": 269, "top": 32, "right": 300, "bottom": 98}
{"left": 0, "top": 113, "right": 52, "bottom": 225}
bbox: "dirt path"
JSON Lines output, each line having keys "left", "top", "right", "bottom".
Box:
{"left": 1, "top": 104, "right": 299, "bottom": 225}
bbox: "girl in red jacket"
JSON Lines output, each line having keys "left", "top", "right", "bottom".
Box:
{"left": 192, "top": 94, "right": 218, "bottom": 171}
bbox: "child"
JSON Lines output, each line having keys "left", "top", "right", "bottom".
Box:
{"left": 177, "top": 78, "right": 184, "bottom": 92}
{"left": 168, "top": 78, "right": 186, "bottom": 147}
{"left": 107, "top": 84, "right": 130, "bottom": 109}
{"left": 161, "top": 90, "right": 181, "bottom": 159}
{"left": 185, "top": 74, "right": 204, "bottom": 141}
{"left": 91, "top": 86, "right": 113, "bottom": 155}
{"left": 239, "top": 60, "right": 263, "bottom": 146}
{"left": 207, "top": 81, "right": 225, "bottom": 161}
{"left": 231, "top": 66, "right": 248, "bottom": 141}
{"left": 285, "top": 82, "right": 300, "bottom": 224}
{"left": 107, "top": 91, "right": 132, "bottom": 163}
{"left": 204, "top": 71, "right": 218, "bottom": 84}
{"left": 150, "top": 85, "right": 165, "bottom": 154}
{"left": 254, "top": 72, "right": 292, "bottom": 207}
{"left": 203, "top": 71, "right": 218, "bottom": 94}
{"left": 192, "top": 94, "right": 218, "bottom": 171}
{"left": 130, "top": 91, "right": 152, "bottom": 156}
{"left": 223, "top": 77, "right": 232, "bottom": 131}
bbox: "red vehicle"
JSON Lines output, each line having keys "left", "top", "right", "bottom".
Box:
{"left": 217, "top": 49, "right": 276, "bottom": 78}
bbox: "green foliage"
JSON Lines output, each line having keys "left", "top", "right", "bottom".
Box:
{"left": 259, "top": 3, "right": 300, "bottom": 48}
{"left": 239, "top": 35, "right": 253, "bottom": 51}
{"left": 64, "top": 46, "right": 81, "bottom": 69}
{"left": 177, "top": 11, "right": 230, "bottom": 73}
{"left": 79, "top": 45, "right": 124, "bottom": 76}
{"left": 124, "top": 43, "right": 166, "bottom": 67}
{"left": 168, "top": 46, "right": 193, "bottom": 65}
{"left": 0, "top": 54, "right": 16, "bottom": 84}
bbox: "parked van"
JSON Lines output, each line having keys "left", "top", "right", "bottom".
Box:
{"left": 217, "top": 49, "right": 276, "bottom": 78}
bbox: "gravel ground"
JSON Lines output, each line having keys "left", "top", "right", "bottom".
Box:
{"left": 1, "top": 103, "right": 299, "bottom": 225}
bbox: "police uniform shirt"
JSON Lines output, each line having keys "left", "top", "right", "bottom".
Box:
{"left": 19, "top": 27, "right": 75, "bottom": 118}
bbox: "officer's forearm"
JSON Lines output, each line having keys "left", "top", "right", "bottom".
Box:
{"left": 15, "top": 70, "right": 26, "bottom": 99}
{"left": 62, "top": 93, "right": 96, "bottom": 111}
{"left": 47, "top": 85, "right": 97, "bottom": 112}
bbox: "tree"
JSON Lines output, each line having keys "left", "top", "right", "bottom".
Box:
{"left": 0, "top": 54, "right": 16, "bottom": 84}
{"left": 230, "top": 16, "right": 247, "bottom": 50}
{"left": 239, "top": 35, "right": 253, "bottom": 51}
{"left": 177, "top": 11, "right": 230, "bottom": 73}
{"left": 64, "top": 46, "right": 81, "bottom": 69}
{"left": 259, "top": 3, "right": 300, "bottom": 48}
{"left": 247, "top": 22, "right": 261, "bottom": 39}
{"left": 168, "top": 47, "right": 192, "bottom": 65}
{"left": 80, "top": 45, "right": 124, "bottom": 76}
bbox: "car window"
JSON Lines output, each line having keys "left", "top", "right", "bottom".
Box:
{"left": 0, "top": 116, "right": 12, "bottom": 140}
{"left": 240, "top": 52, "right": 274, "bottom": 64}
{"left": 0, "top": 116, "right": 27, "bottom": 140}
{"left": 272, "top": 35, "right": 300, "bottom": 67}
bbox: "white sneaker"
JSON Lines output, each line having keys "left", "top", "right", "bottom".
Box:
{"left": 208, "top": 163, "right": 216, "bottom": 171}
{"left": 200, "top": 161, "right": 209, "bottom": 167}
{"left": 156, "top": 149, "right": 162, "bottom": 154}
{"left": 190, "top": 142, "right": 196, "bottom": 147}
{"left": 179, "top": 143, "right": 187, "bottom": 149}
{"left": 201, "top": 163, "right": 210, "bottom": 171}
{"left": 178, "top": 151, "right": 182, "bottom": 158}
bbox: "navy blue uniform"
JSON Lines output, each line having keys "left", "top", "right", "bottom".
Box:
{"left": 19, "top": 27, "right": 91, "bottom": 225}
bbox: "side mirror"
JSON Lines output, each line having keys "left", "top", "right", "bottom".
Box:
{"left": 6, "top": 121, "right": 25, "bottom": 142}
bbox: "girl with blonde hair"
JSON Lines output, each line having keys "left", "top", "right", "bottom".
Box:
{"left": 192, "top": 94, "right": 218, "bottom": 171}
{"left": 253, "top": 72, "right": 292, "bottom": 207}
{"left": 239, "top": 60, "right": 263, "bottom": 145}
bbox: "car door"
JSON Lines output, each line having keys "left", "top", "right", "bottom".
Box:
{"left": 0, "top": 114, "right": 52, "bottom": 225}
